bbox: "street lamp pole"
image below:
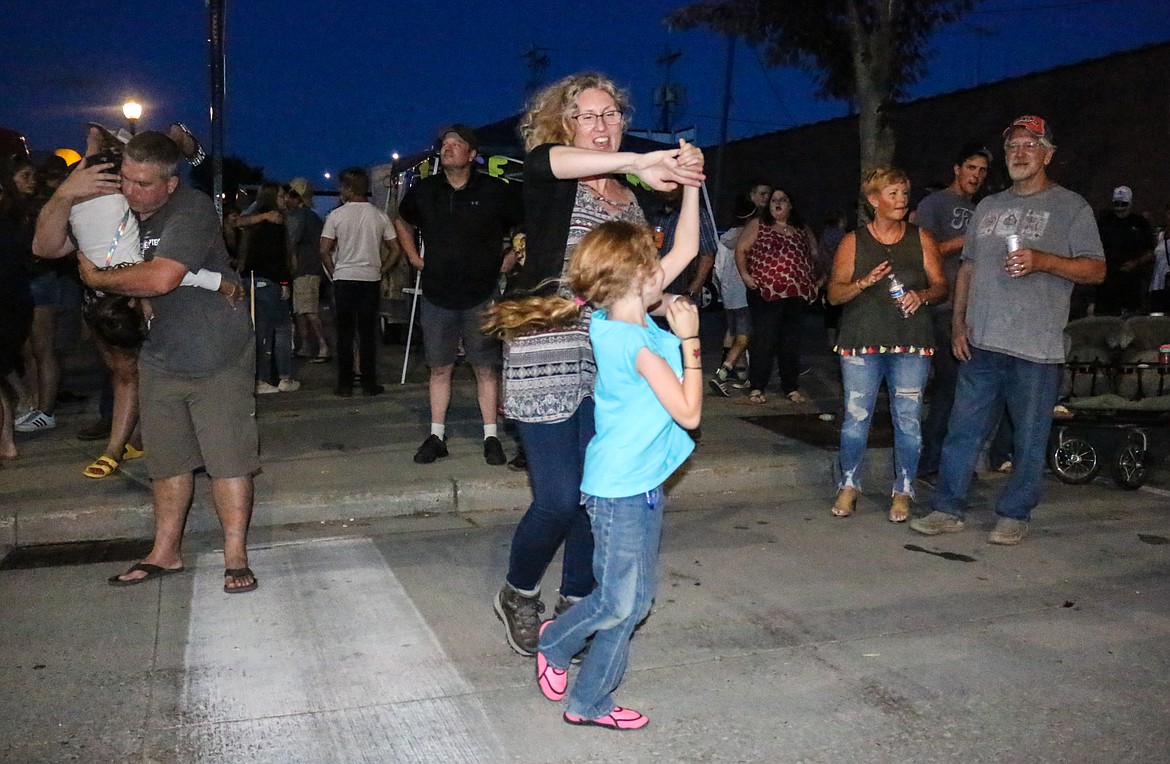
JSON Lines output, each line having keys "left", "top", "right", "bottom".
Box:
{"left": 208, "top": 0, "right": 227, "bottom": 217}
{"left": 122, "top": 100, "right": 142, "bottom": 136}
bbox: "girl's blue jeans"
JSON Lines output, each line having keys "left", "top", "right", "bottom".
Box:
{"left": 838, "top": 352, "right": 931, "bottom": 496}
{"left": 538, "top": 486, "right": 665, "bottom": 720}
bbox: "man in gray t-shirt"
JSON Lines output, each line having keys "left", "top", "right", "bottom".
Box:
{"left": 75, "top": 131, "right": 261, "bottom": 592}
{"left": 910, "top": 116, "right": 1104, "bottom": 546}
{"left": 914, "top": 143, "right": 991, "bottom": 476}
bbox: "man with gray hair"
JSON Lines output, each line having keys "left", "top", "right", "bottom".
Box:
{"left": 72, "top": 131, "right": 260, "bottom": 591}
{"left": 910, "top": 116, "right": 1104, "bottom": 545}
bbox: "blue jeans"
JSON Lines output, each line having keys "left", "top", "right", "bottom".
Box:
{"left": 919, "top": 311, "right": 958, "bottom": 475}
{"left": 538, "top": 486, "right": 664, "bottom": 720}
{"left": 839, "top": 352, "right": 931, "bottom": 496}
{"left": 507, "top": 399, "right": 595, "bottom": 599}
{"left": 251, "top": 278, "right": 293, "bottom": 381}
{"left": 933, "top": 347, "right": 1062, "bottom": 521}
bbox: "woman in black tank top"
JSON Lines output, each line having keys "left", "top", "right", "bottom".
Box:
{"left": 826, "top": 167, "right": 948, "bottom": 523}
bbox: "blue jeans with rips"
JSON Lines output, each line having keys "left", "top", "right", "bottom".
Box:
{"left": 838, "top": 352, "right": 931, "bottom": 497}
{"left": 933, "top": 347, "right": 1062, "bottom": 521}
{"left": 538, "top": 486, "right": 664, "bottom": 720}
{"left": 507, "top": 399, "right": 596, "bottom": 599}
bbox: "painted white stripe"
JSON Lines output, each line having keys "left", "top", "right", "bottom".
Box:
{"left": 178, "top": 538, "right": 499, "bottom": 762}
{"left": 1139, "top": 485, "right": 1170, "bottom": 497}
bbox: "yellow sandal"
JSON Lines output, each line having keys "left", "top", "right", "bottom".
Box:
{"left": 889, "top": 493, "right": 911, "bottom": 523}
{"left": 83, "top": 455, "right": 120, "bottom": 479}
{"left": 831, "top": 487, "right": 858, "bottom": 517}
{"left": 123, "top": 444, "right": 146, "bottom": 460}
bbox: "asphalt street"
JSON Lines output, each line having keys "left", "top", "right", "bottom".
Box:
{"left": 2, "top": 479, "right": 1168, "bottom": 763}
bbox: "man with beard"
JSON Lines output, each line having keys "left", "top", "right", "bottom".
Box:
{"left": 910, "top": 116, "right": 1104, "bottom": 545}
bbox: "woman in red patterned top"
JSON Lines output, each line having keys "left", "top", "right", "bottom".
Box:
{"left": 734, "top": 188, "right": 819, "bottom": 404}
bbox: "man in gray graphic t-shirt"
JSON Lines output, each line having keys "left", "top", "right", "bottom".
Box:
{"left": 910, "top": 116, "right": 1103, "bottom": 546}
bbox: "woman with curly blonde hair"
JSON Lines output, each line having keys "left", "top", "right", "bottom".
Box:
{"left": 488, "top": 70, "right": 705, "bottom": 664}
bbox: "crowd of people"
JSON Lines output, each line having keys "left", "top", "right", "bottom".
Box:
{"left": 4, "top": 68, "right": 1161, "bottom": 729}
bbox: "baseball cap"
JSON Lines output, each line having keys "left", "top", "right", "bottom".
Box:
{"left": 1112, "top": 186, "right": 1133, "bottom": 205}
{"left": 439, "top": 124, "right": 479, "bottom": 152}
{"left": 954, "top": 141, "right": 993, "bottom": 166}
{"left": 289, "top": 177, "right": 313, "bottom": 201}
{"left": 1003, "top": 115, "right": 1056, "bottom": 146}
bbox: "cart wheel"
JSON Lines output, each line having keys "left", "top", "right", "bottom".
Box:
{"left": 1048, "top": 437, "right": 1099, "bottom": 484}
{"left": 1111, "top": 443, "right": 1147, "bottom": 490}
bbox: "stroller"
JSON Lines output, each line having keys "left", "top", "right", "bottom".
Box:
{"left": 1048, "top": 314, "right": 1170, "bottom": 489}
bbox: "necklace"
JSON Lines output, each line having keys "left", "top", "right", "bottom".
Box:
{"left": 867, "top": 221, "right": 905, "bottom": 246}
{"left": 582, "top": 180, "right": 633, "bottom": 212}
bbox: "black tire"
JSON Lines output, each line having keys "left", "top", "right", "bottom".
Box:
{"left": 1111, "top": 443, "right": 1146, "bottom": 490}
{"left": 1048, "top": 436, "right": 1099, "bottom": 484}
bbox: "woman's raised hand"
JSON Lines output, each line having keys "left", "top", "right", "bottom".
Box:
{"left": 632, "top": 143, "right": 706, "bottom": 191}
{"left": 858, "top": 260, "right": 892, "bottom": 289}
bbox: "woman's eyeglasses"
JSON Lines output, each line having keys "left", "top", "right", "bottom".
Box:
{"left": 572, "top": 110, "right": 623, "bottom": 128}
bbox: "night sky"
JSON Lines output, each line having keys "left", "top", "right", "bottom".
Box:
{"left": 4, "top": 0, "right": 1169, "bottom": 183}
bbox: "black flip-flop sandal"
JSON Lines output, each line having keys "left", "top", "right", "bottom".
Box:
{"left": 108, "top": 562, "right": 185, "bottom": 587}
{"left": 224, "top": 567, "right": 258, "bottom": 594}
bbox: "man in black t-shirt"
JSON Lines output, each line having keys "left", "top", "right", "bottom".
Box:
{"left": 394, "top": 125, "right": 523, "bottom": 466}
{"left": 1095, "top": 185, "right": 1156, "bottom": 315}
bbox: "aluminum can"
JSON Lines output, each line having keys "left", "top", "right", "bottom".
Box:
{"left": 1005, "top": 234, "right": 1022, "bottom": 253}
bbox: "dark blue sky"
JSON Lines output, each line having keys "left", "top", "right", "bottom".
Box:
{"left": 4, "top": 0, "right": 1168, "bottom": 183}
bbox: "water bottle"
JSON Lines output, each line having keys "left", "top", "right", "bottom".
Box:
{"left": 887, "top": 273, "right": 909, "bottom": 318}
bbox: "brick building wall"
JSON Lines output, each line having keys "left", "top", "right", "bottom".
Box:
{"left": 708, "top": 42, "right": 1170, "bottom": 229}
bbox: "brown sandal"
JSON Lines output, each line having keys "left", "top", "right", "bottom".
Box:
{"left": 831, "top": 487, "right": 858, "bottom": 517}
{"left": 889, "top": 493, "right": 911, "bottom": 523}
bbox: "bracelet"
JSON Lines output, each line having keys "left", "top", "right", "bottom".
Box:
{"left": 679, "top": 335, "right": 699, "bottom": 341}
{"left": 683, "top": 365, "right": 702, "bottom": 370}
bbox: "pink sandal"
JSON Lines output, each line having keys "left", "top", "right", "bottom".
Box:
{"left": 563, "top": 706, "right": 648, "bottom": 730}
{"left": 536, "top": 621, "right": 567, "bottom": 701}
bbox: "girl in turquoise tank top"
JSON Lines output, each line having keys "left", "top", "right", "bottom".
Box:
{"left": 532, "top": 183, "right": 705, "bottom": 731}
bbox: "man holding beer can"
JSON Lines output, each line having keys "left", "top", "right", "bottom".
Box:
{"left": 910, "top": 116, "right": 1105, "bottom": 546}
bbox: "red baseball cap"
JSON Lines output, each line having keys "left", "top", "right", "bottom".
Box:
{"left": 1003, "top": 115, "right": 1055, "bottom": 145}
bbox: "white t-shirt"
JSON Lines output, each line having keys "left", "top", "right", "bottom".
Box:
{"left": 70, "top": 194, "right": 140, "bottom": 268}
{"left": 70, "top": 192, "right": 221, "bottom": 292}
{"left": 321, "top": 201, "right": 396, "bottom": 282}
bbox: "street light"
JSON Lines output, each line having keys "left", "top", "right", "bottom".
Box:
{"left": 122, "top": 100, "right": 142, "bottom": 135}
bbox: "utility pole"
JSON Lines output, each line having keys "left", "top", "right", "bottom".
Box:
{"left": 654, "top": 47, "right": 683, "bottom": 135}
{"left": 713, "top": 33, "right": 736, "bottom": 214}
{"left": 208, "top": 0, "right": 227, "bottom": 218}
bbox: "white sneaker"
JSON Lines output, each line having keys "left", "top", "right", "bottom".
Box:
{"left": 13, "top": 407, "right": 36, "bottom": 426}
{"left": 15, "top": 411, "right": 56, "bottom": 432}
{"left": 277, "top": 378, "right": 301, "bottom": 392}
{"left": 255, "top": 381, "right": 280, "bottom": 394}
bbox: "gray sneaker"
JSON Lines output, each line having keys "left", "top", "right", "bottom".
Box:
{"left": 988, "top": 517, "right": 1029, "bottom": 545}
{"left": 493, "top": 584, "right": 545, "bottom": 656}
{"left": 909, "top": 510, "right": 966, "bottom": 536}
